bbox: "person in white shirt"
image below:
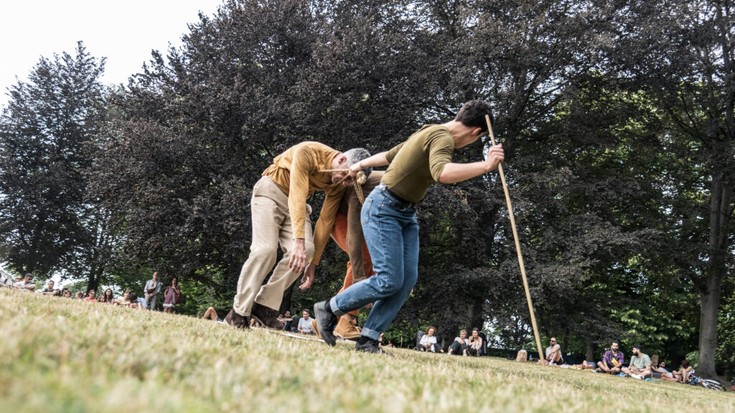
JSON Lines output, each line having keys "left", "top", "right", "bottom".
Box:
{"left": 14, "top": 274, "right": 36, "bottom": 291}
{"left": 448, "top": 329, "right": 469, "bottom": 355}
{"left": 298, "top": 309, "right": 315, "bottom": 334}
{"left": 418, "top": 326, "right": 439, "bottom": 352}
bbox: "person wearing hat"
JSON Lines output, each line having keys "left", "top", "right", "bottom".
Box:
{"left": 622, "top": 345, "right": 652, "bottom": 379}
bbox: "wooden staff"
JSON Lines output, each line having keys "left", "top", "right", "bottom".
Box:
{"left": 485, "top": 114, "right": 544, "bottom": 363}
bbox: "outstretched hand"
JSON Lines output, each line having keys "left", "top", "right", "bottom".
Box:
{"left": 298, "top": 264, "right": 315, "bottom": 290}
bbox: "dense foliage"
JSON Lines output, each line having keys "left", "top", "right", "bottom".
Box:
{"left": 1, "top": 0, "right": 733, "bottom": 378}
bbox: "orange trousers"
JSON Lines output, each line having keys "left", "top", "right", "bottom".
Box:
{"left": 332, "top": 213, "right": 374, "bottom": 316}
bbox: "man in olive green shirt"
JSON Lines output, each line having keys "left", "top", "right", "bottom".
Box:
{"left": 623, "top": 345, "right": 652, "bottom": 379}
{"left": 314, "top": 100, "right": 504, "bottom": 352}
{"left": 225, "top": 142, "right": 370, "bottom": 329}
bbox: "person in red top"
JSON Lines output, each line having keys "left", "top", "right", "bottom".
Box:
{"left": 225, "top": 142, "right": 371, "bottom": 329}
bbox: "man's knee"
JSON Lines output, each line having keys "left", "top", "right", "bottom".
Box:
{"left": 247, "top": 245, "right": 278, "bottom": 263}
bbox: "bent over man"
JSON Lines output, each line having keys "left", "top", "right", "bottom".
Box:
{"left": 226, "top": 142, "right": 370, "bottom": 329}
{"left": 314, "top": 100, "right": 504, "bottom": 353}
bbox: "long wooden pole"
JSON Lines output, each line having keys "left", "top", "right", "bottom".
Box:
{"left": 485, "top": 114, "right": 545, "bottom": 363}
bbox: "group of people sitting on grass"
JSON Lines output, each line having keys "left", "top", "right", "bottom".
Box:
{"left": 4, "top": 271, "right": 184, "bottom": 313}
{"left": 414, "top": 326, "right": 487, "bottom": 356}
{"left": 533, "top": 338, "right": 728, "bottom": 390}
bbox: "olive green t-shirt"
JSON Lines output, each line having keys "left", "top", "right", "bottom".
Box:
{"left": 382, "top": 124, "right": 454, "bottom": 204}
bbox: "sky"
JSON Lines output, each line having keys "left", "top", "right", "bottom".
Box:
{"left": 0, "top": 0, "right": 224, "bottom": 105}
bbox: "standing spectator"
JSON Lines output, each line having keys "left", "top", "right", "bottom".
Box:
{"left": 544, "top": 337, "right": 563, "bottom": 365}
{"left": 163, "top": 277, "right": 182, "bottom": 313}
{"left": 100, "top": 288, "right": 115, "bottom": 303}
{"left": 144, "top": 271, "right": 162, "bottom": 310}
{"left": 84, "top": 290, "right": 97, "bottom": 302}
{"left": 298, "top": 309, "right": 315, "bottom": 335}
{"left": 622, "top": 345, "right": 652, "bottom": 379}
{"left": 468, "top": 328, "right": 484, "bottom": 357}
{"left": 596, "top": 342, "right": 625, "bottom": 374}
{"left": 448, "top": 329, "right": 469, "bottom": 355}
{"left": 418, "top": 327, "right": 440, "bottom": 352}
{"left": 38, "top": 280, "right": 59, "bottom": 296}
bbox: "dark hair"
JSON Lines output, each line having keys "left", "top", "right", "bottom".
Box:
{"left": 455, "top": 100, "right": 494, "bottom": 133}
{"left": 681, "top": 359, "right": 690, "bottom": 368}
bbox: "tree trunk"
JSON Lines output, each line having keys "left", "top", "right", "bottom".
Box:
{"left": 585, "top": 336, "right": 595, "bottom": 363}
{"left": 697, "top": 172, "right": 731, "bottom": 378}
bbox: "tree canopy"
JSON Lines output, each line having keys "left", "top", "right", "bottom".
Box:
{"left": 1, "top": 0, "right": 733, "bottom": 379}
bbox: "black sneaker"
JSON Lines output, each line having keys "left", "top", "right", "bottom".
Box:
{"left": 250, "top": 303, "right": 285, "bottom": 330}
{"left": 313, "top": 301, "right": 337, "bottom": 346}
{"left": 224, "top": 308, "right": 250, "bottom": 329}
{"left": 355, "top": 339, "right": 382, "bottom": 354}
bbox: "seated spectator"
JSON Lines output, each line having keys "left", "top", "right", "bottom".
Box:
{"left": 83, "top": 290, "right": 97, "bottom": 302}
{"left": 418, "top": 326, "right": 440, "bottom": 352}
{"left": 622, "top": 345, "right": 652, "bottom": 379}
{"left": 116, "top": 290, "right": 141, "bottom": 309}
{"left": 378, "top": 333, "right": 394, "bottom": 348}
{"left": 596, "top": 341, "right": 625, "bottom": 374}
{"left": 650, "top": 355, "right": 673, "bottom": 380}
{"left": 100, "top": 288, "right": 115, "bottom": 303}
{"left": 14, "top": 274, "right": 36, "bottom": 291}
{"left": 673, "top": 359, "right": 694, "bottom": 383}
{"left": 279, "top": 310, "right": 293, "bottom": 331}
{"left": 38, "top": 279, "right": 59, "bottom": 296}
{"left": 61, "top": 288, "right": 72, "bottom": 298}
{"left": 202, "top": 307, "right": 221, "bottom": 321}
{"left": 448, "top": 329, "right": 469, "bottom": 356}
{"left": 515, "top": 349, "right": 528, "bottom": 362}
{"left": 290, "top": 314, "right": 300, "bottom": 333}
{"left": 298, "top": 309, "right": 315, "bottom": 335}
{"left": 468, "top": 328, "right": 484, "bottom": 357}
{"left": 572, "top": 359, "right": 596, "bottom": 370}
{"left": 544, "top": 337, "right": 563, "bottom": 365}
{"left": 75, "top": 291, "right": 84, "bottom": 299}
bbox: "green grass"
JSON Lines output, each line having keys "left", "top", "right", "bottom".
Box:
{"left": 1, "top": 288, "right": 733, "bottom": 413}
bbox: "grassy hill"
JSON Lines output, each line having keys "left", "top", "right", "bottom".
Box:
{"left": 0, "top": 288, "right": 732, "bottom": 413}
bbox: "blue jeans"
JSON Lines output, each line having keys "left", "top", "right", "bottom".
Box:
{"left": 330, "top": 185, "right": 419, "bottom": 341}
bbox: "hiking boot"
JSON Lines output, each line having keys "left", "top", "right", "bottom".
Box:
{"left": 334, "top": 316, "right": 361, "bottom": 340}
{"left": 313, "top": 301, "right": 337, "bottom": 346}
{"left": 250, "top": 303, "right": 285, "bottom": 330}
{"left": 224, "top": 308, "right": 250, "bottom": 329}
{"left": 355, "top": 339, "right": 382, "bottom": 354}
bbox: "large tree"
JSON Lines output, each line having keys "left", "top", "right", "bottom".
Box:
{"left": 0, "top": 42, "right": 111, "bottom": 289}
{"left": 603, "top": 0, "right": 735, "bottom": 378}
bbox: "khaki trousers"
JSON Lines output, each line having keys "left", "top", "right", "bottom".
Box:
{"left": 233, "top": 177, "right": 314, "bottom": 315}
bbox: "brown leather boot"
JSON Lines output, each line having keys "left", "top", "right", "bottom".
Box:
{"left": 250, "top": 303, "right": 284, "bottom": 330}
{"left": 311, "top": 319, "right": 321, "bottom": 338}
{"left": 334, "top": 316, "right": 361, "bottom": 340}
{"left": 224, "top": 308, "right": 250, "bottom": 329}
